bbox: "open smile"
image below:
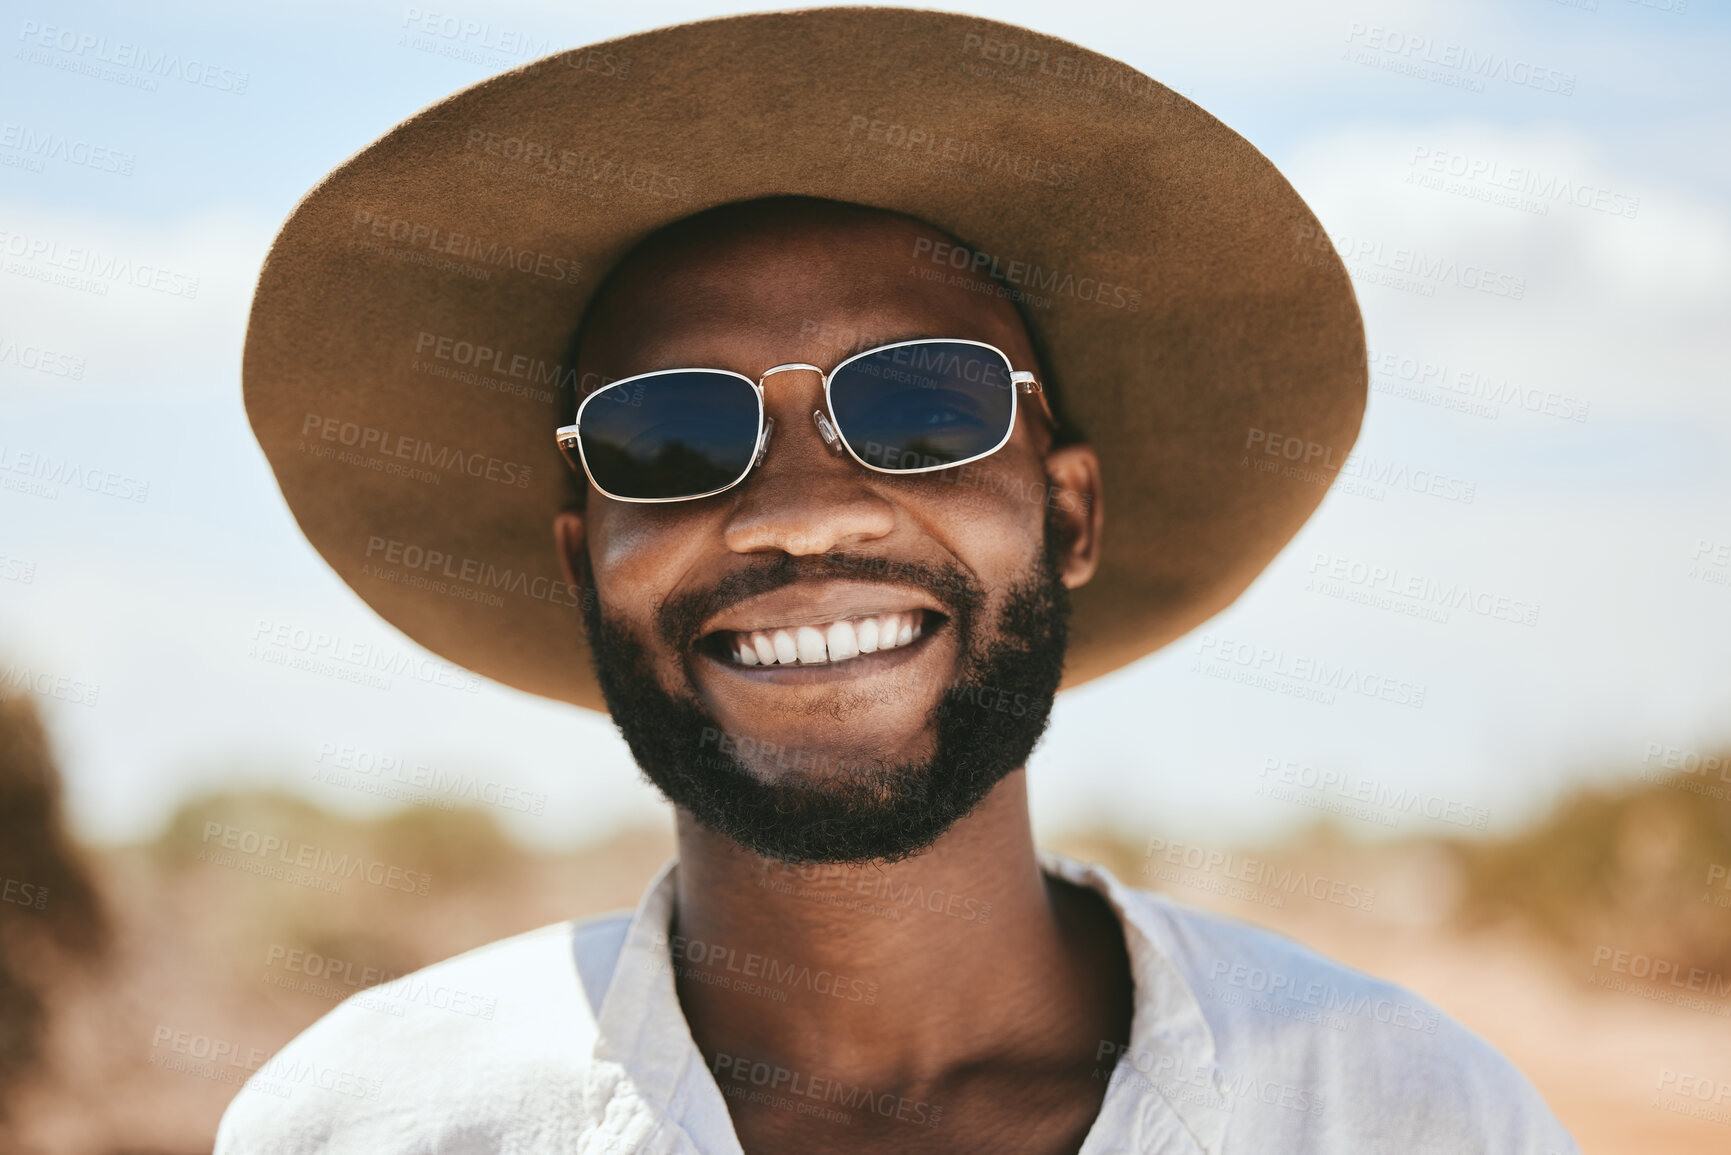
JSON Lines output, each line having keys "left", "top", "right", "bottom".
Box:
{"left": 691, "top": 575, "right": 954, "bottom": 684}
{"left": 696, "top": 608, "right": 946, "bottom": 680}
{"left": 726, "top": 608, "right": 924, "bottom": 666}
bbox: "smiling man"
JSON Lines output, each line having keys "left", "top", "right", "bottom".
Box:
{"left": 560, "top": 197, "right": 1094, "bottom": 876}
{"left": 219, "top": 9, "right": 1577, "bottom": 1155}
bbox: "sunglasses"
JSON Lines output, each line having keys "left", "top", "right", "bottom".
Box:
{"left": 555, "top": 337, "right": 1053, "bottom": 503}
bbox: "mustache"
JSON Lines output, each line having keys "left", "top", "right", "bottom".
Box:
{"left": 655, "top": 551, "right": 985, "bottom": 653}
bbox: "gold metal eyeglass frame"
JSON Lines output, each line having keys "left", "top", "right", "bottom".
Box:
{"left": 554, "top": 337, "right": 1054, "bottom": 504}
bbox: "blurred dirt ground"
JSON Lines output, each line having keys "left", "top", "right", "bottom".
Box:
{"left": 3, "top": 689, "right": 1730, "bottom": 1153}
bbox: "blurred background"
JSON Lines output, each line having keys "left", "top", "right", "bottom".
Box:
{"left": 2, "top": 0, "right": 1728, "bottom": 1151}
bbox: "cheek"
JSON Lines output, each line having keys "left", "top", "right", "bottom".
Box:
{"left": 588, "top": 504, "right": 714, "bottom": 619}
{"left": 914, "top": 454, "right": 1051, "bottom": 573}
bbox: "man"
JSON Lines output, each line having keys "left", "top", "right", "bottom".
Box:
{"left": 219, "top": 10, "right": 1578, "bottom": 1153}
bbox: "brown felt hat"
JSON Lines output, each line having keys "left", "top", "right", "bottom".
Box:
{"left": 243, "top": 6, "right": 1365, "bottom": 713}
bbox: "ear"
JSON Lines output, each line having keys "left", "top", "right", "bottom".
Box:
{"left": 1043, "top": 443, "right": 1104, "bottom": 590}
{"left": 553, "top": 507, "right": 588, "bottom": 594}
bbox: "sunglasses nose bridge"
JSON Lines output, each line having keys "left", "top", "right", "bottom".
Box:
{"left": 751, "top": 361, "right": 845, "bottom": 466}
{"left": 759, "top": 361, "right": 824, "bottom": 382}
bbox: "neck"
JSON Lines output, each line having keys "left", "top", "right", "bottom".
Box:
{"left": 670, "top": 770, "right": 1131, "bottom": 1091}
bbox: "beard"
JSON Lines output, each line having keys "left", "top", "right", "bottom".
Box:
{"left": 580, "top": 503, "right": 1073, "bottom": 866}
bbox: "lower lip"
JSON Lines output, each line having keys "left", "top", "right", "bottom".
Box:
{"left": 697, "top": 625, "right": 941, "bottom": 685}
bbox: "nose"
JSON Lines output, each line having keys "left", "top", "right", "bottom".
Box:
{"left": 722, "top": 368, "right": 896, "bottom": 556}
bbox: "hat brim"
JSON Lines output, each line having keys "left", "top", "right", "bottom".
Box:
{"left": 243, "top": 6, "right": 1365, "bottom": 713}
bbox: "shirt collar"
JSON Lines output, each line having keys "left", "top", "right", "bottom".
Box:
{"left": 585, "top": 852, "right": 1231, "bottom": 1155}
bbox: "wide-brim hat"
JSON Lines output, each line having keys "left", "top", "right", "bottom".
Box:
{"left": 244, "top": 6, "right": 1365, "bottom": 713}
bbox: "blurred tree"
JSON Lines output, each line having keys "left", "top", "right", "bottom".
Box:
{"left": 0, "top": 691, "right": 109, "bottom": 1125}
{"left": 1450, "top": 773, "right": 1731, "bottom": 974}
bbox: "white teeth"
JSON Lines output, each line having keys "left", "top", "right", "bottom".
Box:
{"left": 795, "top": 626, "right": 828, "bottom": 664}
{"left": 826, "top": 620, "right": 860, "bottom": 661}
{"left": 726, "top": 611, "right": 927, "bottom": 666}
{"left": 876, "top": 614, "right": 901, "bottom": 650}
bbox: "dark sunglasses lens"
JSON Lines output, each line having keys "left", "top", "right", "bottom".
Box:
{"left": 578, "top": 372, "right": 760, "bottom": 499}
{"left": 828, "top": 341, "right": 1015, "bottom": 471}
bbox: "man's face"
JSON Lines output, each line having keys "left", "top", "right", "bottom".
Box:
{"left": 558, "top": 200, "right": 1102, "bottom": 864}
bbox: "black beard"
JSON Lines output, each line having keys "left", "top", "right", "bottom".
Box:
{"left": 580, "top": 507, "right": 1072, "bottom": 866}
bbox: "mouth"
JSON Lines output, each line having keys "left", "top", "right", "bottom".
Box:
{"left": 698, "top": 608, "right": 939, "bottom": 669}
{"left": 688, "top": 579, "right": 955, "bottom": 685}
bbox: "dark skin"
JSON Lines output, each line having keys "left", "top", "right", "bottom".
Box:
{"left": 554, "top": 203, "right": 1131, "bottom": 1155}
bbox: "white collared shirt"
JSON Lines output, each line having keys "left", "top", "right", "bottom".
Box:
{"left": 215, "top": 851, "right": 1579, "bottom": 1154}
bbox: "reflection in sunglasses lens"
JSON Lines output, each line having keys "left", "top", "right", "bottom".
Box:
{"left": 579, "top": 371, "right": 761, "bottom": 499}
{"left": 829, "top": 341, "right": 1015, "bottom": 471}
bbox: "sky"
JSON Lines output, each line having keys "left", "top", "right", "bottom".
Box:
{"left": 2, "top": 0, "right": 1728, "bottom": 852}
